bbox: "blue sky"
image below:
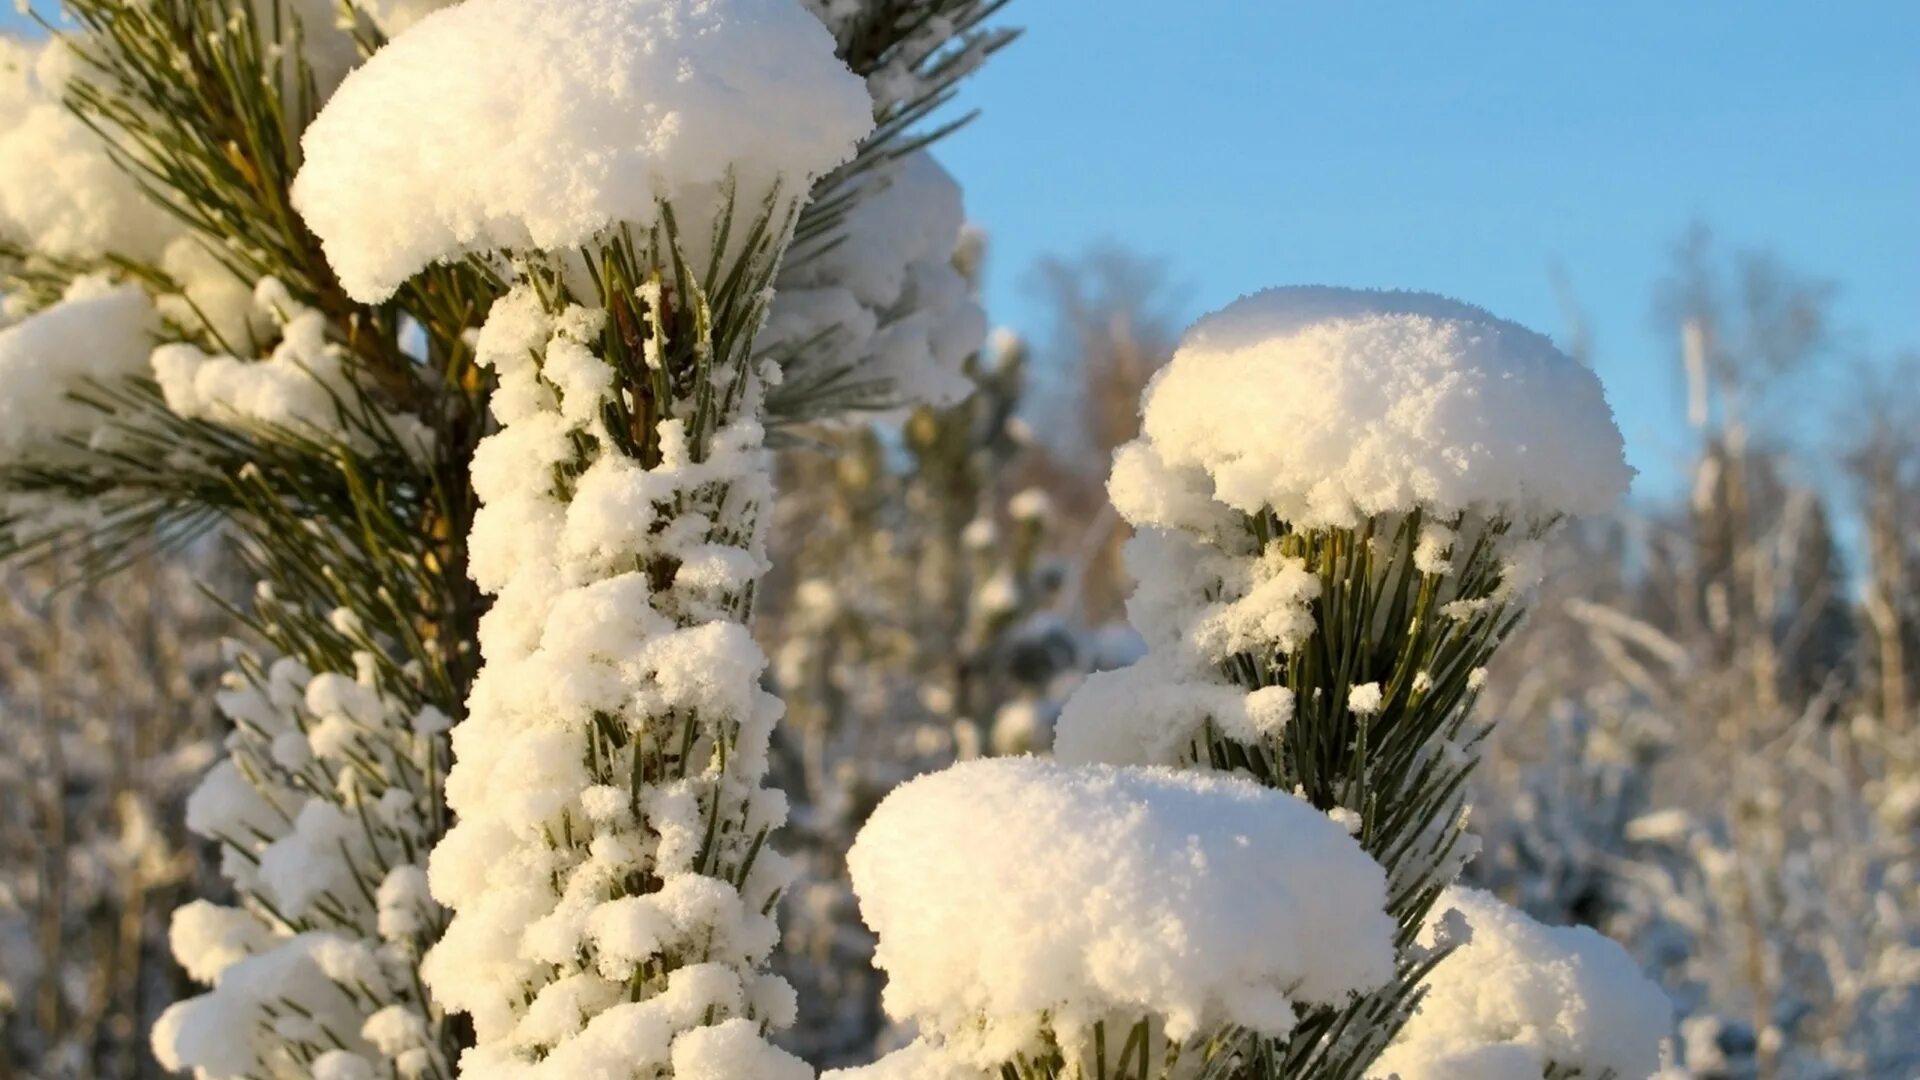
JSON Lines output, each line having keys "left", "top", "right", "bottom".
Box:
{"left": 934, "top": 2, "right": 1920, "bottom": 499}
{"left": 7, "top": 3, "right": 1914, "bottom": 500}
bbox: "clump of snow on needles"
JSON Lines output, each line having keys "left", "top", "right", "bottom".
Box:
{"left": 0, "top": 276, "right": 157, "bottom": 462}
{"left": 845, "top": 757, "right": 1397, "bottom": 1066}
{"left": 292, "top": 0, "right": 875, "bottom": 301}
{"left": 1132, "top": 287, "right": 1632, "bottom": 528}
{"left": 0, "top": 38, "right": 177, "bottom": 262}
{"left": 1371, "top": 886, "right": 1671, "bottom": 1080}
{"left": 763, "top": 151, "right": 985, "bottom": 413}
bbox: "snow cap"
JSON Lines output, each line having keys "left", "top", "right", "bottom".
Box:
{"left": 1132, "top": 287, "right": 1632, "bottom": 528}
{"left": 1373, "top": 887, "right": 1672, "bottom": 1080}
{"left": 293, "top": 0, "right": 875, "bottom": 301}
{"left": 847, "top": 757, "right": 1397, "bottom": 1062}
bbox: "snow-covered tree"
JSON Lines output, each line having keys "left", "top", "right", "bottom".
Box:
{"left": 1, "top": 0, "right": 1011, "bottom": 1075}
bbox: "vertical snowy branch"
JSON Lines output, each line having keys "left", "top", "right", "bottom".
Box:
{"left": 286, "top": 0, "right": 873, "bottom": 1072}
{"left": 421, "top": 248, "right": 809, "bottom": 1074}
{"left": 1039, "top": 287, "right": 1656, "bottom": 1077}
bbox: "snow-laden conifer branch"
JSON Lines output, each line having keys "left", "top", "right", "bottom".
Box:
{"left": 280, "top": 0, "right": 874, "bottom": 1073}
{"left": 1, "top": 3, "right": 493, "bottom": 574}
{"left": 764, "top": 0, "right": 1015, "bottom": 425}
{"left": 423, "top": 228, "right": 815, "bottom": 1075}
{"left": 146, "top": 391, "right": 476, "bottom": 1078}
{"left": 762, "top": 152, "right": 986, "bottom": 421}
{"left": 152, "top": 641, "right": 458, "bottom": 1080}
{"left": 1048, "top": 287, "right": 1648, "bottom": 1079}
{"left": 2, "top": 0, "right": 1012, "bottom": 584}
{"left": 4, "top": 0, "right": 1017, "bottom": 1074}
{"left": 834, "top": 288, "right": 1657, "bottom": 1079}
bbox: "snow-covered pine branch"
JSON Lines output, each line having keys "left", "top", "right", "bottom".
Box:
{"left": 837, "top": 287, "right": 1657, "bottom": 1078}
{"left": 152, "top": 639, "right": 457, "bottom": 1080}
{"left": 289, "top": 0, "right": 873, "bottom": 1073}
{"left": 2, "top": 0, "right": 1007, "bottom": 567}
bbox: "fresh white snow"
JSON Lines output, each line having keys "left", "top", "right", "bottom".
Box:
{"left": 0, "top": 276, "right": 157, "bottom": 462}
{"left": 1372, "top": 886, "right": 1672, "bottom": 1080}
{"left": 845, "top": 757, "right": 1397, "bottom": 1066}
{"left": 1133, "top": 287, "right": 1632, "bottom": 529}
{"left": 762, "top": 151, "right": 985, "bottom": 412}
{"left": 152, "top": 279, "right": 435, "bottom": 455}
{"left": 292, "top": 0, "right": 875, "bottom": 301}
{"left": 0, "top": 39, "right": 178, "bottom": 263}
{"left": 423, "top": 283, "right": 800, "bottom": 1075}
{"left": 153, "top": 648, "right": 449, "bottom": 1079}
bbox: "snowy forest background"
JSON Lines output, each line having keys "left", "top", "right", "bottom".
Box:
{"left": 3, "top": 3, "right": 1918, "bottom": 1079}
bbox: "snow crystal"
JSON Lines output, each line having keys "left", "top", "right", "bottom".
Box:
{"left": 1243, "top": 685, "right": 1296, "bottom": 736}
{"left": 846, "top": 757, "right": 1397, "bottom": 1064}
{"left": 1349, "top": 682, "right": 1384, "bottom": 715}
{"left": 763, "top": 152, "right": 985, "bottom": 412}
{"left": 0, "top": 276, "right": 157, "bottom": 462}
{"left": 1373, "top": 887, "right": 1671, "bottom": 1080}
{"left": 292, "top": 0, "right": 874, "bottom": 301}
{"left": 1135, "top": 287, "right": 1632, "bottom": 528}
{"left": 1414, "top": 521, "right": 1457, "bottom": 575}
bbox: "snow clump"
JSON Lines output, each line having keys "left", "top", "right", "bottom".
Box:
{"left": 0, "top": 276, "right": 157, "bottom": 463}
{"left": 844, "top": 757, "right": 1398, "bottom": 1067}
{"left": 293, "top": 0, "right": 875, "bottom": 301}
{"left": 762, "top": 151, "right": 985, "bottom": 414}
{"left": 1371, "top": 887, "right": 1671, "bottom": 1080}
{"left": 0, "top": 39, "right": 177, "bottom": 263}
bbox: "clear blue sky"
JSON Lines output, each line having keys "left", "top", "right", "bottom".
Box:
{"left": 7, "top": 3, "right": 1915, "bottom": 499}
{"left": 934, "top": 2, "right": 1920, "bottom": 499}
